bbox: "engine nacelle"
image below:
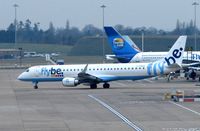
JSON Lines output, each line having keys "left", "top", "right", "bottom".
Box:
{"left": 62, "top": 77, "right": 79, "bottom": 87}
{"left": 188, "top": 69, "right": 197, "bottom": 80}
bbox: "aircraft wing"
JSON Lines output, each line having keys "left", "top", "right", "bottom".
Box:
{"left": 187, "top": 66, "right": 200, "bottom": 71}
{"left": 182, "top": 62, "right": 200, "bottom": 68}
{"left": 106, "top": 54, "right": 126, "bottom": 59}
{"left": 77, "top": 64, "right": 103, "bottom": 83}
{"left": 78, "top": 72, "right": 102, "bottom": 83}
{"left": 105, "top": 54, "right": 135, "bottom": 61}
{"left": 106, "top": 54, "right": 116, "bottom": 60}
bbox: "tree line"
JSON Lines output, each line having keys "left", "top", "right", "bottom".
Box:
{"left": 0, "top": 19, "right": 199, "bottom": 45}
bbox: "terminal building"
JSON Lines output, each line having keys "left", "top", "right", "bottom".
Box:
{"left": 0, "top": 48, "right": 23, "bottom": 59}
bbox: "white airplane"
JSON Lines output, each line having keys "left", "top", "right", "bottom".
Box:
{"left": 18, "top": 36, "right": 186, "bottom": 89}
{"left": 104, "top": 26, "right": 200, "bottom": 63}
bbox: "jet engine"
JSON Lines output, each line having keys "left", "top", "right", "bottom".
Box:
{"left": 187, "top": 69, "right": 196, "bottom": 80}
{"left": 62, "top": 77, "right": 79, "bottom": 87}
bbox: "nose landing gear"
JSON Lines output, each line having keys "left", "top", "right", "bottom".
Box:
{"left": 33, "top": 82, "right": 38, "bottom": 89}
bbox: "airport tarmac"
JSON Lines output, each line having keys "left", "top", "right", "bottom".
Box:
{"left": 1, "top": 69, "right": 200, "bottom": 131}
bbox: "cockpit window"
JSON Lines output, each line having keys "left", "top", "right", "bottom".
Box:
{"left": 25, "top": 69, "right": 29, "bottom": 72}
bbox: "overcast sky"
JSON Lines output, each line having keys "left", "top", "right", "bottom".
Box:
{"left": 0, "top": 0, "right": 199, "bottom": 31}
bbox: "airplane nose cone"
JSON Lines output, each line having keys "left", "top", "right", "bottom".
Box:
{"left": 17, "top": 74, "right": 23, "bottom": 80}
{"left": 17, "top": 73, "right": 26, "bottom": 81}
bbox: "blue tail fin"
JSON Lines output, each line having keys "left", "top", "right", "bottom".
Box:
{"left": 104, "top": 26, "right": 139, "bottom": 63}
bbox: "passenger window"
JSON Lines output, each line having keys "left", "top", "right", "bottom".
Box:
{"left": 26, "top": 69, "right": 29, "bottom": 72}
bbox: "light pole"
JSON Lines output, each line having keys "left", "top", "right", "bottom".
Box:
{"left": 18, "top": 48, "right": 22, "bottom": 67}
{"left": 13, "top": 4, "right": 19, "bottom": 48}
{"left": 192, "top": 2, "right": 199, "bottom": 51}
{"left": 141, "top": 31, "right": 144, "bottom": 52}
{"left": 101, "top": 5, "right": 106, "bottom": 63}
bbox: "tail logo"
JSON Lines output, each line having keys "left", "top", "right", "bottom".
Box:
{"left": 164, "top": 47, "right": 183, "bottom": 65}
{"left": 113, "top": 38, "right": 124, "bottom": 49}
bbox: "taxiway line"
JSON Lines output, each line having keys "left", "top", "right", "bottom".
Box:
{"left": 88, "top": 94, "right": 143, "bottom": 131}
{"left": 169, "top": 101, "right": 200, "bottom": 116}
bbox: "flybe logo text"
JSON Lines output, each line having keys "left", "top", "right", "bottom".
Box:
{"left": 41, "top": 67, "right": 64, "bottom": 77}
{"left": 164, "top": 47, "right": 183, "bottom": 65}
{"left": 147, "top": 62, "right": 164, "bottom": 76}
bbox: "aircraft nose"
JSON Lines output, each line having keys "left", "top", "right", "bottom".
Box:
{"left": 17, "top": 74, "right": 23, "bottom": 80}
{"left": 17, "top": 73, "right": 26, "bottom": 81}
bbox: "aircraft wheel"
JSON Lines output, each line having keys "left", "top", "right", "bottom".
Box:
{"left": 103, "top": 83, "right": 110, "bottom": 88}
{"left": 199, "top": 77, "right": 200, "bottom": 82}
{"left": 34, "top": 85, "right": 38, "bottom": 89}
{"left": 90, "top": 84, "right": 97, "bottom": 89}
{"left": 33, "top": 82, "right": 38, "bottom": 89}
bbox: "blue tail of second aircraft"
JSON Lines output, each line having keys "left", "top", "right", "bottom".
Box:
{"left": 104, "top": 26, "right": 139, "bottom": 63}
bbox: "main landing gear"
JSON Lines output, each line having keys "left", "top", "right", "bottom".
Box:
{"left": 90, "top": 83, "right": 110, "bottom": 89}
{"left": 33, "top": 82, "right": 38, "bottom": 89}
{"left": 90, "top": 84, "right": 97, "bottom": 89}
{"left": 103, "top": 83, "right": 110, "bottom": 88}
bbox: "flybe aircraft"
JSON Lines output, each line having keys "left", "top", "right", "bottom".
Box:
{"left": 18, "top": 36, "right": 186, "bottom": 89}
{"left": 104, "top": 26, "right": 200, "bottom": 63}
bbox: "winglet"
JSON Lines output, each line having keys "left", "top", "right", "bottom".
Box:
{"left": 82, "top": 64, "right": 88, "bottom": 73}
{"left": 78, "top": 64, "right": 88, "bottom": 78}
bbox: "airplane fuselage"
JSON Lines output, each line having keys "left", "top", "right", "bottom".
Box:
{"left": 131, "top": 51, "right": 200, "bottom": 63}
{"left": 18, "top": 35, "right": 186, "bottom": 89}
{"left": 18, "top": 62, "right": 174, "bottom": 83}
